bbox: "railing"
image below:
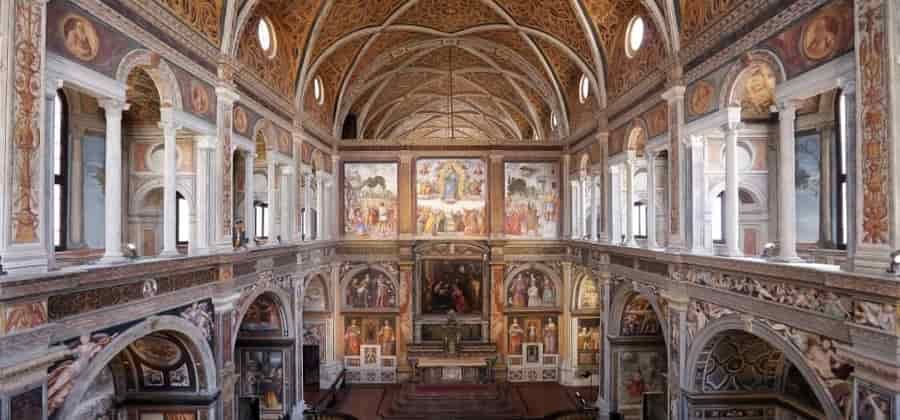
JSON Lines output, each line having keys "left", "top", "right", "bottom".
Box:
{"left": 304, "top": 369, "right": 354, "bottom": 419}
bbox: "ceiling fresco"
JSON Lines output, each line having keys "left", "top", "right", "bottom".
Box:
{"left": 227, "top": 0, "right": 779, "bottom": 141}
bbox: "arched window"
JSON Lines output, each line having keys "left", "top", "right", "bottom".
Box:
{"left": 53, "top": 90, "right": 68, "bottom": 250}
{"left": 176, "top": 192, "right": 190, "bottom": 245}
{"left": 313, "top": 76, "right": 324, "bottom": 106}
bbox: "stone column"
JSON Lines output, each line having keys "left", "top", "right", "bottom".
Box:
{"left": 561, "top": 154, "right": 571, "bottom": 237}
{"left": 193, "top": 135, "right": 216, "bottom": 255}
{"left": 662, "top": 288, "right": 689, "bottom": 420}
{"left": 214, "top": 87, "right": 239, "bottom": 251}
{"left": 398, "top": 153, "right": 413, "bottom": 238}
{"left": 571, "top": 180, "right": 581, "bottom": 239}
{"left": 316, "top": 176, "right": 325, "bottom": 240}
{"left": 608, "top": 165, "right": 620, "bottom": 244}
{"left": 302, "top": 170, "right": 312, "bottom": 240}
{"left": 280, "top": 165, "right": 293, "bottom": 243}
{"left": 686, "top": 135, "right": 707, "bottom": 254}
{"left": 265, "top": 159, "right": 277, "bottom": 242}
{"left": 590, "top": 174, "right": 600, "bottom": 241}
{"left": 662, "top": 86, "right": 687, "bottom": 251}
{"left": 775, "top": 100, "right": 802, "bottom": 262}
{"left": 98, "top": 99, "right": 129, "bottom": 263}
{"left": 597, "top": 133, "right": 610, "bottom": 243}
{"left": 595, "top": 271, "right": 613, "bottom": 418}
{"left": 331, "top": 155, "right": 340, "bottom": 239}
{"left": 624, "top": 156, "right": 637, "bottom": 247}
{"left": 723, "top": 120, "right": 742, "bottom": 256}
{"left": 244, "top": 152, "right": 256, "bottom": 247}
{"left": 646, "top": 150, "right": 660, "bottom": 250}
{"left": 159, "top": 113, "right": 179, "bottom": 257}
{"left": 583, "top": 176, "right": 593, "bottom": 240}
{"left": 212, "top": 290, "right": 239, "bottom": 420}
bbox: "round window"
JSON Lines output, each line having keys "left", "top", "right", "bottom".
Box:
{"left": 550, "top": 111, "right": 559, "bottom": 129}
{"left": 257, "top": 17, "right": 276, "bottom": 59}
{"left": 578, "top": 74, "right": 591, "bottom": 104}
{"left": 313, "top": 76, "right": 324, "bottom": 105}
{"left": 625, "top": 16, "right": 645, "bottom": 58}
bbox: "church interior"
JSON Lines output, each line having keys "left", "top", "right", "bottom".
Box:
{"left": 0, "top": 0, "right": 899, "bottom": 419}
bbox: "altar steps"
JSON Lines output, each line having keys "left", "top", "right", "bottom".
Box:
{"left": 378, "top": 383, "right": 526, "bottom": 420}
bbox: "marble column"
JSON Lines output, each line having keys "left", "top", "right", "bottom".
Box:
{"left": 595, "top": 271, "right": 613, "bottom": 418}
{"left": 302, "top": 170, "right": 312, "bottom": 240}
{"left": 590, "top": 175, "right": 600, "bottom": 241}
{"left": 280, "top": 165, "right": 293, "bottom": 243}
{"left": 159, "top": 113, "right": 179, "bottom": 257}
{"left": 723, "top": 121, "right": 742, "bottom": 256}
{"left": 624, "top": 156, "right": 637, "bottom": 247}
{"left": 687, "top": 135, "right": 707, "bottom": 254}
{"left": 775, "top": 100, "right": 802, "bottom": 262}
{"left": 819, "top": 122, "right": 835, "bottom": 249}
{"left": 662, "top": 86, "right": 687, "bottom": 251}
{"left": 193, "top": 135, "right": 216, "bottom": 255}
{"left": 583, "top": 176, "right": 593, "bottom": 240}
{"left": 316, "top": 176, "right": 325, "bottom": 240}
{"left": 561, "top": 155, "right": 571, "bottom": 237}
{"left": 646, "top": 151, "right": 660, "bottom": 250}
{"left": 597, "top": 134, "right": 610, "bottom": 243}
{"left": 98, "top": 99, "right": 129, "bottom": 262}
{"left": 608, "top": 165, "right": 620, "bottom": 244}
{"left": 244, "top": 152, "right": 256, "bottom": 247}
{"left": 213, "top": 87, "right": 239, "bottom": 251}
{"left": 571, "top": 180, "right": 581, "bottom": 239}
{"left": 265, "top": 159, "right": 276, "bottom": 242}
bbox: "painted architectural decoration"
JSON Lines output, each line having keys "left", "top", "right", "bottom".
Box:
{"left": 620, "top": 295, "right": 662, "bottom": 336}
{"left": 344, "top": 163, "right": 398, "bottom": 239}
{"left": 506, "top": 268, "right": 558, "bottom": 309}
{"left": 733, "top": 62, "right": 777, "bottom": 120}
{"left": 507, "top": 315, "right": 558, "bottom": 355}
{"left": 303, "top": 320, "right": 327, "bottom": 361}
{"left": 574, "top": 272, "right": 601, "bottom": 311}
{"left": 304, "top": 275, "right": 328, "bottom": 312}
{"left": 344, "top": 269, "right": 398, "bottom": 311}
{"left": 239, "top": 295, "right": 285, "bottom": 336}
{"left": 576, "top": 318, "right": 601, "bottom": 366}
{"left": 420, "top": 260, "right": 484, "bottom": 314}
{"left": 504, "top": 162, "right": 559, "bottom": 238}
{"left": 416, "top": 158, "right": 487, "bottom": 236}
{"left": 241, "top": 349, "right": 286, "bottom": 411}
{"left": 343, "top": 316, "right": 396, "bottom": 356}
{"left": 129, "top": 333, "right": 196, "bottom": 390}
{"left": 616, "top": 351, "right": 666, "bottom": 407}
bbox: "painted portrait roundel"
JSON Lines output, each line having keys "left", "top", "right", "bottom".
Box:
{"left": 190, "top": 81, "right": 210, "bottom": 115}
{"left": 233, "top": 106, "right": 249, "bottom": 135}
{"left": 61, "top": 14, "right": 100, "bottom": 62}
{"left": 689, "top": 81, "right": 714, "bottom": 117}
{"left": 801, "top": 8, "right": 841, "bottom": 61}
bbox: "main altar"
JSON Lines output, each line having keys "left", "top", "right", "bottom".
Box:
{"left": 408, "top": 312, "right": 498, "bottom": 384}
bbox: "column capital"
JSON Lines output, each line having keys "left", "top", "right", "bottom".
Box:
{"left": 661, "top": 85, "right": 686, "bottom": 102}
{"left": 280, "top": 165, "right": 295, "bottom": 176}
{"left": 685, "top": 134, "right": 706, "bottom": 148}
{"left": 215, "top": 86, "right": 240, "bottom": 105}
{"left": 838, "top": 79, "right": 857, "bottom": 95}
{"left": 776, "top": 98, "right": 804, "bottom": 116}
{"left": 595, "top": 131, "right": 609, "bottom": 142}
{"left": 97, "top": 98, "right": 130, "bottom": 113}
{"left": 489, "top": 153, "right": 504, "bottom": 162}
{"left": 196, "top": 135, "right": 217, "bottom": 150}
{"left": 721, "top": 120, "right": 743, "bottom": 134}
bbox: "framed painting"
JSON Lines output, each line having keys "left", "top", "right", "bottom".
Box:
{"left": 504, "top": 162, "right": 559, "bottom": 238}
{"left": 343, "top": 163, "right": 398, "bottom": 239}
{"left": 415, "top": 158, "right": 487, "bottom": 237}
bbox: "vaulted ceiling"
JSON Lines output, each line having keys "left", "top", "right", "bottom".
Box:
{"left": 230, "top": 0, "right": 678, "bottom": 141}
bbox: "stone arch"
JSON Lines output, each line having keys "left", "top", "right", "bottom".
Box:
{"left": 707, "top": 181, "right": 766, "bottom": 213}
{"left": 54, "top": 316, "right": 216, "bottom": 420}
{"left": 339, "top": 264, "right": 400, "bottom": 312}
{"left": 684, "top": 316, "right": 842, "bottom": 419}
{"left": 503, "top": 262, "right": 563, "bottom": 309}
{"left": 116, "top": 49, "right": 183, "bottom": 111}
{"left": 608, "top": 282, "right": 668, "bottom": 346}
{"left": 131, "top": 178, "right": 195, "bottom": 215}
{"left": 719, "top": 50, "right": 787, "bottom": 119}
{"left": 232, "top": 286, "right": 295, "bottom": 349}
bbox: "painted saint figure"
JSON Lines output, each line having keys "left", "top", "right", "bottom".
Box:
{"left": 543, "top": 318, "right": 558, "bottom": 354}
{"left": 511, "top": 274, "right": 528, "bottom": 307}
{"left": 541, "top": 277, "right": 555, "bottom": 306}
{"left": 344, "top": 320, "right": 362, "bottom": 355}
{"left": 377, "top": 320, "right": 395, "bottom": 356}
{"left": 509, "top": 319, "right": 524, "bottom": 353}
{"left": 527, "top": 275, "right": 541, "bottom": 307}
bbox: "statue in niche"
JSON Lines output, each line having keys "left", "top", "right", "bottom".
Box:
{"left": 543, "top": 318, "right": 558, "bottom": 354}
{"left": 509, "top": 318, "right": 524, "bottom": 354}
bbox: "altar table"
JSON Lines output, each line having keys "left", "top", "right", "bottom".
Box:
{"left": 413, "top": 356, "right": 490, "bottom": 384}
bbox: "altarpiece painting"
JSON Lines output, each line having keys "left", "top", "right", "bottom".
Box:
{"left": 416, "top": 159, "right": 487, "bottom": 236}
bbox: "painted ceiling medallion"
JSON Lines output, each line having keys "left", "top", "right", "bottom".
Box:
{"left": 61, "top": 14, "right": 99, "bottom": 62}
